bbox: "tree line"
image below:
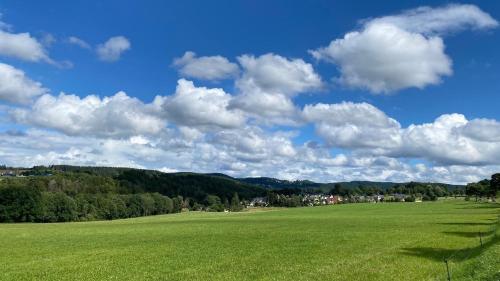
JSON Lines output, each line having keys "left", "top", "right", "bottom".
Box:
{"left": 465, "top": 173, "right": 499, "bottom": 201}
{"left": 0, "top": 167, "right": 256, "bottom": 222}
{"left": 1, "top": 166, "right": 497, "bottom": 222}
{"left": 0, "top": 185, "right": 182, "bottom": 223}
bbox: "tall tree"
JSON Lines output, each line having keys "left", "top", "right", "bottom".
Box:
{"left": 491, "top": 173, "right": 499, "bottom": 201}
{"left": 231, "top": 193, "right": 242, "bottom": 212}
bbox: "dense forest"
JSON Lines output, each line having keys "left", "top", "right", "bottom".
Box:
{"left": 0, "top": 165, "right": 497, "bottom": 223}
{"left": 0, "top": 166, "right": 263, "bottom": 222}
{"left": 240, "top": 176, "right": 464, "bottom": 193}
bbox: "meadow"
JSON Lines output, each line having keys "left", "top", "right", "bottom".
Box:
{"left": 0, "top": 200, "right": 498, "bottom": 281}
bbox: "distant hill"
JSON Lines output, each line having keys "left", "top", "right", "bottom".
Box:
{"left": 238, "top": 177, "right": 323, "bottom": 190}
{"left": 0, "top": 165, "right": 471, "bottom": 224}
{"left": 236, "top": 177, "right": 464, "bottom": 191}
{"left": 47, "top": 165, "right": 266, "bottom": 201}
{"left": 13, "top": 165, "right": 465, "bottom": 195}
{"left": 116, "top": 169, "right": 266, "bottom": 202}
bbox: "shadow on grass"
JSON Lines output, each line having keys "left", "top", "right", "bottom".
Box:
{"left": 455, "top": 203, "right": 500, "bottom": 210}
{"left": 437, "top": 222, "right": 495, "bottom": 226}
{"left": 400, "top": 234, "right": 499, "bottom": 262}
{"left": 442, "top": 230, "right": 494, "bottom": 238}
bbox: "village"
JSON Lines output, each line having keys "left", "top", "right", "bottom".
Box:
{"left": 248, "top": 193, "right": 420, "bottom": 208}
{"left": 0, "top": 168, "right": 28, "bottom": 177}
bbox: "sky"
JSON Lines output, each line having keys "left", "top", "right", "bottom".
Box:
{"left": 0, "top": 1, "right": 499, "bottom": 184}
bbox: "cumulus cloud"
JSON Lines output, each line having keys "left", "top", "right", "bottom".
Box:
{"left": 0, "top": 17, "right": 70, "bottom": 67}
{"left": 236, "top": 53, "right": 322, "bottom": 95}
{"left": 303, "top": 102, "right": 401, "bottom": 149}
{"left": 161, "top": 79, "right": 245, "bottom": 129}
{"left": 310, "top": 23, "right": 452, "bottom": 93}
{"left": 96, "top": 36, "right": 131, "bottom": 62}
{"left": 173, "top": 51, "right": 239, "bottom": 80}
{"left": 304, "top": 102, "right": 500, "bottom": 166}
{"left": 399, "top": 114, "right": 500, "bottom": 165}
{"left": 230, "top": 53, "right": 322, "bottom": 124}
{"left": 310, "top": 4, "right": 497, "bottom": 93}
{"left": 0, "top": 63, "right": 48, "bottom": 104}
{"left": 11, "top": 91, "right": 164, "bottom": 138}
{"left": 211, "top": 126, "right": 297, "bottom": 162}
{"left": 0, "top": 27, "right": 51, "bottom": 63}
{"left": 1, "top": 119, "right": 499, "bottom": 185}
{"left": 460, "top": 118, "right": 500, "bottom": 142}
{"left": 67, "top": 36, "right": 91, "bottom": 49}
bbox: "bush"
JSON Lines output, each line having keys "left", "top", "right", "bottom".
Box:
{"left": 405, "top": 196, "right": 416, "bottom": 202}
{"left": 39, "top": 192, "right": 77, "bottom": 222}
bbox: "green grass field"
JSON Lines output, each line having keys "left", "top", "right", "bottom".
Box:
{"left": 0, "top": 200, "right": 498, "bottom": 281}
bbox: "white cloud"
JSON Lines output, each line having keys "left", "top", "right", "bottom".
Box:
{"left": 1, "top": 124, "right": 498, "bottom": 185}
{"left": 460, "top": 118, "right": 500, "bottom": 142}
{"left": 96, "top": 36, "right": 131, "bottom": 62}
{"left": 67, "top": 36, "right": 91, "bottom": 49}
{"left": 173, "top": 51, "right": 239, "bottom": 80}
{"left": 0, "top": 6, "right": 498, "bottom": 185}
{"left": 11, "top": 91, "right": 164, "bottom": 138}
{"left": 158, "top": 167, "right": 179, "bottom": 173}
{"left": 304, "top": 102, "right": 500, "bottom": 166}
{"left": 230, "top": 91, "right": 299, "bottom": 125}
{"left": 310, "top": 4, "right": 497, "bottom": 93}
{"left": 0, "top": 17, "right": 70, "bottom": 67}
{"left": 371, "top": 4, "right": 498, "bottom": 35}
{"left": 0, "top": 29, "right": 51, "bottom": 63}
{"left": 399, "top": 114, "right": 500, "bottom": 165}
{"left": 211, "top": 126, "right": 297, "bottom": 162}
{"left": 236, "top": 53, "right": 322, "bottom": 95}
{"left": 303, "top": 102, "right": 401, "bottom": 149}
{"left": 230, "top": 53, "right": 322, "bottom": 124}
{"left": 0, "top": 63, "right": 48, "bottom": 104}
{"left": 310, "top": 22, "right": 452, "bottom": 93}
{"left": 0, "top": 15, "right": 11, "bottom": 31}
{"left": 161, "top": 79, "right": 245, "bottom": 129}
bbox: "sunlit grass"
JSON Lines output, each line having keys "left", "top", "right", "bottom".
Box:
{"left": 0, "top": 200, "right": 498, "bottom": 280}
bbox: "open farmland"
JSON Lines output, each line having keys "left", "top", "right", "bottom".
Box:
{"left": 0, "top": 200, "right": 498, "bottom": 281}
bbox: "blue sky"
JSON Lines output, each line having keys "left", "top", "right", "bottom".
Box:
{"left": 0, "top": 1, "right": 499, "bottom": 183}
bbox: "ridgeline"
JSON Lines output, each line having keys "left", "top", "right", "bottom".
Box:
{"left": 0, "top": 165, "right": 474, "bottom": 223}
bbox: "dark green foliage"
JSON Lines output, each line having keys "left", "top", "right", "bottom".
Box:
{"left": 116, "top": 170, "right": 266, "bottom": 202}
{"left": 39, "top": 192, "right": 77, "bottom": 222}
{"left": 0, "top": 166, "right": 269, "bottom": 222}
{"left": 422, "top": 193, "right": 437, "bottom": 201}
{"left": 466, "top": 179, "right": 490, "bottom": 201}
{"left": 150, "top": 192, "right": 174, "bottom": 215}
{"left": 1, "top": 165, "right": 491, "bottom": 223}
{"left": 222, "top": 197, "right": 230, "bottom": 210}
{"left": 0, "top": 184, "right": 177, "bottom": 222}
{"left": 205, "top": 195, "right": 224, "bottom": 212}
{"left": 172, "top": 196, "right": 184, "bottom": 213}
{"left": 465, "top": 174, "right": 500, "bottom": 201}
{"left": 0, "top": 185, "right": 42, "bottom": 222}
{"left": 242, "top": 177, "right": 464, "bottom": 195}
{"left": 93, "top": 194, "right": 125, "bottom": 220}
{"left": 330, "top": 183, "right": 347, "bottom": 196}
{"left": 230, "top": 193, "right": 243, "bottom": 212}
{"left": 490, "top": 173, "right": 499, "bottom": 199}
{"left": 386, "top": 182, "right": 449, "bottom": 199}
{"left": 240, "top": 177, "right": 322, "bottom": 191}
{"left": 267, "top": 192, "right": 304, "bottom": 207}
{"left": 404, "top": 195, "right": 416, "bottom": 202}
